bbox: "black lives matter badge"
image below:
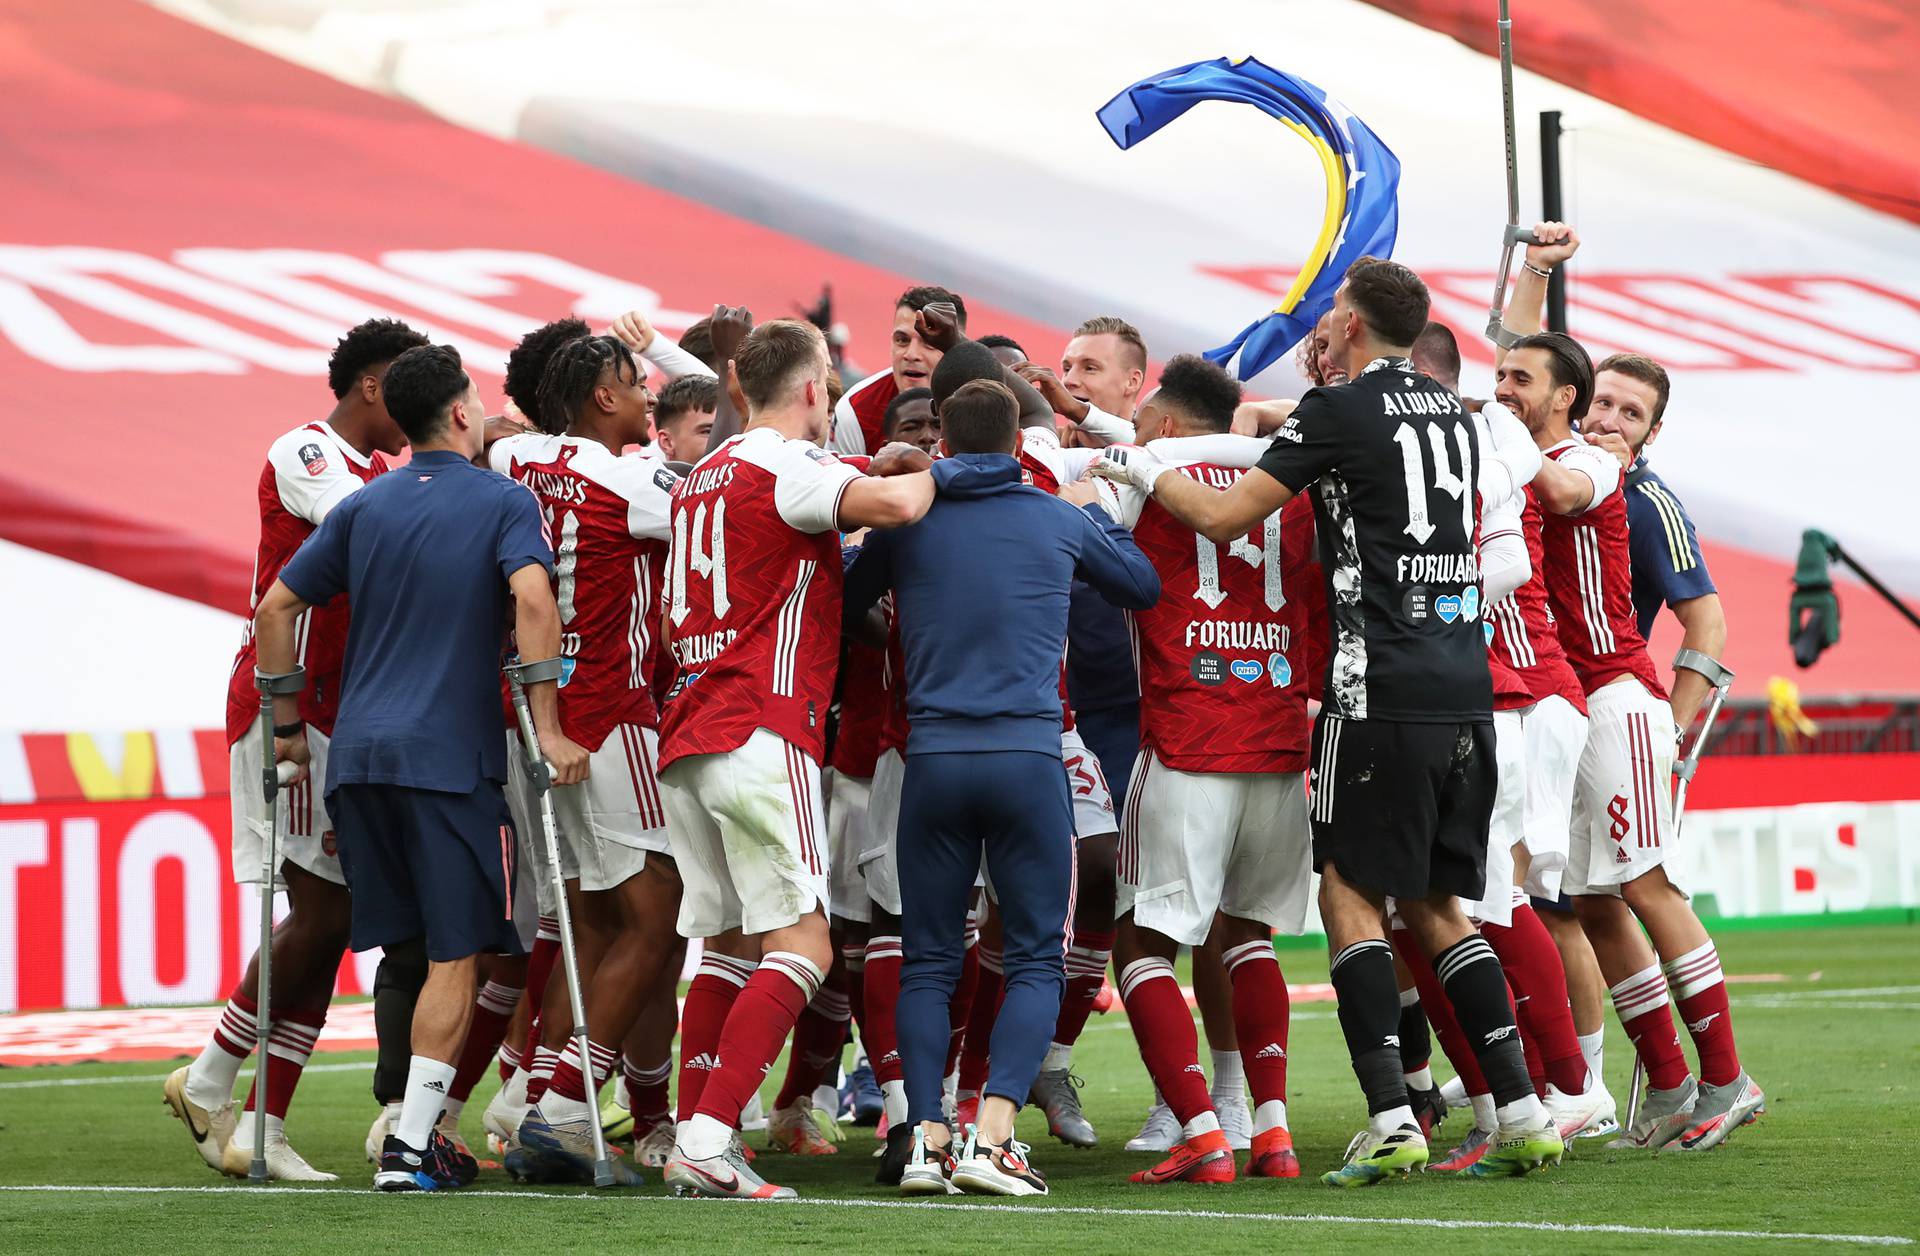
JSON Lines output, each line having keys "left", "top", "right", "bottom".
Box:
{"left": 1190, "top": 649, "right": 1228, "bottom": 686}
{"left": 298, "top": 443, "right": 328, "bottom": 476}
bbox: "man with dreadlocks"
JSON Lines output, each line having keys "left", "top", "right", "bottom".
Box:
{"left": 486, "top": 333, "right": 687, "bottom": 1180}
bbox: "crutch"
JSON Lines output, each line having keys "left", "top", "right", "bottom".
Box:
{"left": 504, "top": 657, "right": 615, "bottom": 1188}
{"left": 250, "top": 667, "right": 306, "bottom": 1184}
{"left": 1484, "top": 0, "right": 1542, "bottom": 350}
{"left": 1624, "top": 648, "right": 1736, "bottom": 1132}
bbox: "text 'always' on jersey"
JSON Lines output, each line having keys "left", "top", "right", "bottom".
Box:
{"left": 1256, "top": 357, "right": 1492, "bottom": 723}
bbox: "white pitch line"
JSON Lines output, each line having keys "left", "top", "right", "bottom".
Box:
{"left": 1736, "top": 1000, "right": 1919, "bottom": 1011}
{"left": 0, "top": 1184, "right": 1908, "bottom": 1246}
{"left": 1739, "top": 986, "right": 1920, "bottom": 999}
{"left": 0, "top": 1062, "right": 365, "bottom": 1091}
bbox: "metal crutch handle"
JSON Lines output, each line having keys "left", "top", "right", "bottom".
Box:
{"left": 250, "top": 666, "right": 307, "bottom": 1185}
{"left": 503, "top": 658, "right": 615, "bottom": 1188}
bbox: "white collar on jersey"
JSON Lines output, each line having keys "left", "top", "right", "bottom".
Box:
{"left": 1359, "top": 356, "right": 1415, "bottom": 377}
{"left": 312, "top": 419, "right": 374, "bottom": 468}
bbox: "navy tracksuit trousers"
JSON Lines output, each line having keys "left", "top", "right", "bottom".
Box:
{"left": 895, "top": 748, "right": 1074, "bottom": 1128}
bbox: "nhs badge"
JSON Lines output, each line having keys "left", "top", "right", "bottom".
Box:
{"left": 1267, "top": 653, "right": 1293, "bottom": 688}
{"left": 1434, "top": 594, "right": 1462, "bottom": 624}
{"left": 1229, "top": 659, "right": 1264, "bottom": 684}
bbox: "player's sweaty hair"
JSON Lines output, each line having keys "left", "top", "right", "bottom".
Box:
{"left": 940, "top": 379, "right": 1019, "bottom": 454}
{"left": 327, "top": 317, "right": 429, "bottom": 401}
{"left": 1343, "top": 255, "right": 1431, "bottom": 348}
{"left": 897, "top": 284, "right": 968, "bottom": 332}
{"left": 656, "top": 374, "right": 719, "bottom": 427}
{"left": 382, "top": 344, "right": 470, "bottom": 442}
{"left": 732, "top": 319, "right": 827, "bottom": 410}
{"left": 536, "top": 334, "right": 640, "bottom": 437}
{"left": 504, "top": 318, "right": 590, "bottom": 420}
{"left": 1511, "top": 331, "right": 1596, "bottom": 422}
{"left": 1072, "top": 315, "right": 1149, "bottom": 370}
{"left": 1596, "top": 352, "right": 1672, "bottom": 425}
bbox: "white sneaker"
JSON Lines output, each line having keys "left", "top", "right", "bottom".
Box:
{"left": 950, "top": 1128, "right": 1047, "bottom": 1197}
{"left": 1439, "top": 1073, "right": 1470, "bottom": 1109}
{"left": 765, "top": 1097, "right": 839, "bottom": 1155}
{"left": 1212, "top": 1088, "right": 1253, "bottom": 1151}
{"left": 1125, "top": 1101, "right": 1179, "bottom": 1153}
{"left": 664, "top": 1141, "right": 793, "bottom": 1199}
{"left": 364, "top": 1109, "right": 391, "bottom": 1164}
{"left": 1543, "top": 1084, "right": 1604, "bottom": 1142}
{"left": 634, "top": 1119, "right": 676, "bottom": 1168}
{"left": 222, "top": 1114, "right": 339, "bottom": 1181}
{"left": 482, "top": 1069, "right": 531, "bottom": 1149}
{"left": 1579, "top": 1083, "right": 1620, "bottom": 1139}
{"left": 162, "top": 1066, "right": 235, "bottom": 1173}
{"left": 739, "top": 1091, "right": 768, "bottom": 1132}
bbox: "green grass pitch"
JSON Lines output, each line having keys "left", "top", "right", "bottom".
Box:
{"left": 2, "top": 925, "right": 1914, "bottom": 1254}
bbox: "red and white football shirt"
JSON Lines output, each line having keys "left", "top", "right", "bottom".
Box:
{"left": 830, "top": 640, "right": 889, "bottom": 779}
{"left": 490, "top": 433, "right": 675, "bottom": 748}
{"left": 1112, "top": 436, "right": 1310, "bottom": 774}
{"left": 829, "top": 369, "right": 899, "bottom": 458}
{"left": 1539, "top": 442, "right": 1668, "bottom": 699}
{"left": 224, "top": 421, "right": 387, "bottom": 746}
{"left": 1488, "top": 488, "right": 1591, "bottom": 715}
{"left": 658, "top": 428, "right": 862, "bottom": 770}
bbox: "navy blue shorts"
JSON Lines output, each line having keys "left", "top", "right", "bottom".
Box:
{"left": 328, "top": 782, "right": 526, "bottom": 962}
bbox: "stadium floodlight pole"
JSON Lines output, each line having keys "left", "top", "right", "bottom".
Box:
{"left": 250, "top": 666, "right": 306, "bottom": 1185}
{"left": 505, "top": 656, "right": 615, "bottom": 1189}
{"left": 1485, "top": 0, "right": 1540, "bottom": 350}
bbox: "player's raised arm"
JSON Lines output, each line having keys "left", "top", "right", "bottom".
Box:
{"left": 1093, "top": 444, "right": 1296, "bottom": 543}
{"left": 1494, "top": 221, "right": 1579, "bottom": 365}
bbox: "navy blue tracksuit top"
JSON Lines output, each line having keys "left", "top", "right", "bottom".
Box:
{"left": 843, "top": 452, "right": 1160, "bottom": 755}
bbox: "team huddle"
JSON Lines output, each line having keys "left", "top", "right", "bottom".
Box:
{"left": 160, "top": 218, "right": 1763, "bottom": 1201}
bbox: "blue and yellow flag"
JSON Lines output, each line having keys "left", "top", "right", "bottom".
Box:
{"left": 1096, "top": 56, "right": 1401, "bottom": 381}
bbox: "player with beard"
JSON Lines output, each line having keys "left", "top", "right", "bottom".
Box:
{"left": 657, "top": 319, "right": 936, "bottom": 1199}
{"left": 1583, "top": 353, "right": 1728, "bottom": 731}
{"left": 1094, "top": 258, "right": 1561, "bottom": 1184}
{"left": 1496, "top": 322, "right": 1764, "bottom": 1152}
{"left": 166, "top": 317, "right": 426, "bottom": 1183}
{"left": 830, "top": 285, "right": 967, "bottom": 457}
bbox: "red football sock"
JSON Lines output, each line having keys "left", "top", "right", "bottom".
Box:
{"left": 516, "top": 921, "right": 561, "bottom": 1077}
{"left": 524, "top": 1045, "right": 559, "bottom": 1106}
{"left": 676, "top": 952, "right": 756, "bottom": 1124}
{"left": 1609, "top": 964, "right": 1693, "bottom": 1091}
{"left": 862, "top": 935, "right": 904, "bottom": 1088}
{"left": 1396, "top": 928, "right": 1490, "bottom": 1096}
{"left": 211, "top": 991, "right": 259, "bottom": 1060}
{"left": 1663, "top": 942, "right": 1741, "bottom": 1086}
{"left": 241, "top": 1005, "right": 325, "bottom": 1118}
{"left": 1224, "top": 940, "right": 1290, "bottom": 1107}
{"left": 548, "top": 1036, "right": 618, "bottom": 1104}
{"left": 774, "top": 980, "right": 851, "bottom": 1109}
{"left": 1116, "top": 957, "right": 1212, "bottom": 1126}
{"left": 945, "top": 939, "right": 981, "bottom": 1076}
{"left": 693, "top": 952, "right": 824, "bottom": 1128}
{"left": 1483, "top": 908, "right": 1588, "bottom": 1094}
{"left": 841, "top": 939, "right": 867, "bottom": 1037}
{"left": 1051, "top": 928, "right": 1114, "bottom": 1050}
{"left": 624, "top": 1057, "right": 673, "bottom": 1124}
{"left": 450, "top": 980, "right": 522, "bottom": 1102}
{"left": 957, "top": 946, "right": 1004, "bottom": 1095}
